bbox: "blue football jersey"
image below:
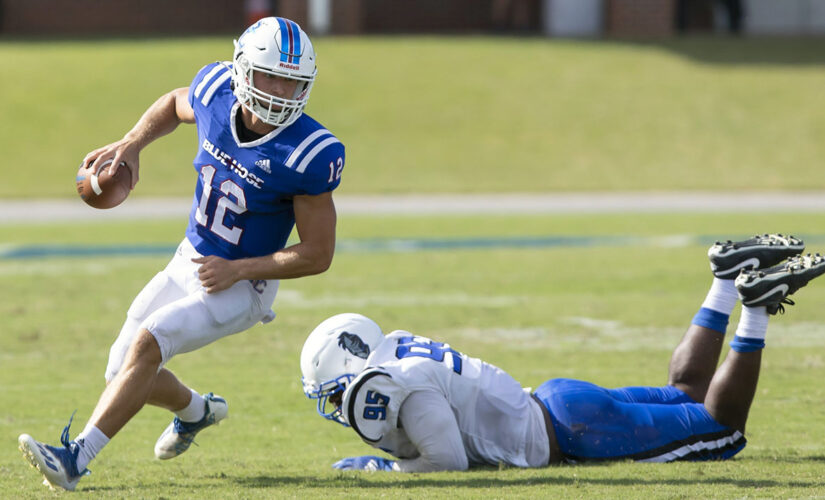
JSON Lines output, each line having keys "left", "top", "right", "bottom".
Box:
{"left": 184, "top": 62, "right": 344, "bottom": 259}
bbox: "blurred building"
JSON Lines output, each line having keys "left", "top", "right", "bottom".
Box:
{"left": 1, "top": 0, "right": 823, "bottom": 37}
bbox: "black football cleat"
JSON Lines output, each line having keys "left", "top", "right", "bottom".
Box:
{"left": 735, "top": 253, "right": 825, "bottom": 314}
{"left": 709, "top": 234, "right": 804, "bottom": 279}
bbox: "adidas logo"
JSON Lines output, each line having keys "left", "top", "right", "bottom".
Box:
{"left": 37, "top": 443, "right": 59, "bottom": 472}
{"left": 255, "top": 158, "right": 271, "bottom": 174}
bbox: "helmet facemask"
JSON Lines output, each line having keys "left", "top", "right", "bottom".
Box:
{"left": 303, "top": 373, "right": 353, "bottom": 426}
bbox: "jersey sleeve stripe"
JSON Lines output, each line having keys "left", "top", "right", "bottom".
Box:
{"left": 284, "top": 129, "right": 333, "bottom": 168}
{"left": 193, "top": 64, "right": 227, "bottom": 100}
{"left": 200, "top": 70, "right": 232, "bottom": 106}
{"left": 295, "top": 137, "right": 341, "bottom": 174}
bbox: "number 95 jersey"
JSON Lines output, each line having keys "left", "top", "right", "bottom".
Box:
{"left": 185, "top": 62, "right": 345, "bottom": 260}
{"left": 341, "top": 331, "right": 541, "bottom": 468}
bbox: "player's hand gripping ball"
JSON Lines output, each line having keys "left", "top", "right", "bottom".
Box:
{"left": 76, "top": 159, "right": 132, "bottom": 209}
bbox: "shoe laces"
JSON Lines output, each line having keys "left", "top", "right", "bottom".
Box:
{"left": 170, "top": 393, "right": 217, "bottom": 448}
{"left": 59, "top": 411, "right": 76, "bottom": 448}
{"left": 59, "top": 410, "right": 91, "bottom": 478}
{"left": 171, "top": 418, "right": 201, "bottom": 449}
{"left": 767, "top": 297, "right": 795, "bottom": 315}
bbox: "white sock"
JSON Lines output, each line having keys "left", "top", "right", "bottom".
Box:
{"left": 735, "top": 306, "right": 769, "bottom": 341}
{"left": 701, "top": 278, "right": 739, "bottom": 315}
{"left": 175, "top": 389, "right": 206, "bottom": 423}
{"left": 74, "top": 424, "right": 110, "bottom": 471}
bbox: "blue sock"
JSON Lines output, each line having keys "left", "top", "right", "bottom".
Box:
{"left": 692, "top": 307, "right": 729, "bottom": 334}
{"left": 730, "top": 335, "right": 765, "bottom": 353}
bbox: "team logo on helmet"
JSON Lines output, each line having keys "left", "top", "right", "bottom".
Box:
{"left": 338, "top": 332, "right": 370, "bottom": 359}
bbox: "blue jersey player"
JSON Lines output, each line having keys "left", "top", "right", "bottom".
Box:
{"left": 19, "top": 18, "right": 341, "bottom": 491}
{"left": 300, "top": 235, "right": 824, "bottom": 471}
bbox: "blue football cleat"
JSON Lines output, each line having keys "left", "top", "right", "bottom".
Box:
{"left": 154, "top": 392, "right": 228, "bottom": 459}
{"left": 18, "top": 413, "right": 90, "bottom": 491}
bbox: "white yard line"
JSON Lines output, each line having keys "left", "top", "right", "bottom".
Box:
{"left": 3, "top": 191, "right": 825, "bottom": 223}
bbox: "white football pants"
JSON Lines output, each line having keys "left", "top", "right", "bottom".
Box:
{"left": 105, "top": 238, "right": 278, "bottom": 381}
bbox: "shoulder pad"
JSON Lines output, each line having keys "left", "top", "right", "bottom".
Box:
{"left": 344, "top": 368, "right": 408, "bottom": 443}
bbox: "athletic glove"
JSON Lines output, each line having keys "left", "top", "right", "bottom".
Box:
{"left": 332, "top": 455, "right": 396, "bottom": 471}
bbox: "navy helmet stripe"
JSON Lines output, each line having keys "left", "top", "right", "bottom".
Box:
{"left": 275, "top": 17, "right": 302, "bottom": 64}
{"left": 288, "top": 19, "right": 302, "bottom": 63}
{"left": 286, "top": 21, "right": 296, "bottom": 63}
{"left": 277, "top": 17, "right": 290, "bottom": 63}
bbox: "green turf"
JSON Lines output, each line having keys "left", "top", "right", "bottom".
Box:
{"left": 4, "top": 214, "right": 825, "bottom": 498}
{"left": 2, "top": 36, "right": 825, "bottom": 198}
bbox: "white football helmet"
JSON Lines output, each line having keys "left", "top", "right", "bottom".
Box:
{"left": 232, "top": 17, "right": 317, "bottom": 127}
{"left": 301, "top": 313, "right": 385, "bottom": 426}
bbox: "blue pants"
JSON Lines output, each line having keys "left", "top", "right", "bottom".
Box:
{"left": 534, "top": 378, "right": 747, "bottom": 462}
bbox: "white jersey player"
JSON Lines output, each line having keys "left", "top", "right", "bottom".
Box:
{"left": 301, "top": 314, "right": 552, "bottom": 472}
{"left": 19, "top": 17, "right": 342, "bottom": 492}
{"left": 302, "top": 239, "right": 825, "bottom": 472}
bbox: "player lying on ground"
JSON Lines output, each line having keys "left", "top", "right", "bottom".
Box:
{"left": 18, "top": 17, "right": 344, "bottom": 491}
{"left": 301, "top": 235, "right": 824, "bottom": 471}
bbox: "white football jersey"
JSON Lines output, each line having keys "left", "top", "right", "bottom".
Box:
{"left": 340, "top": 330, "right": 549, "bottom": 469}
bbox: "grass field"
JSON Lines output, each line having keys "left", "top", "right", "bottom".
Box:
{"left": 1, "top": 36, "right": 825, "bottom": 197}
{"left": 4, "top": 214, "right": 825, "bottom": 498}
{"left": 3, "top": 33, "right": 825, "bottom": 498}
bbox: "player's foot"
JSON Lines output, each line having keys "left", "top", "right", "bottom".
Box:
{"left": 709, "top": 234, "right": 804, "bottom": 279}
{"left": 18, "top": 415, "right": 90, "bottom": 491}
{"left": 735, "top": 253, "right": 825, "bottom": 314}
{"left": 154, "top": 392, "right": 228, "bottom": 460}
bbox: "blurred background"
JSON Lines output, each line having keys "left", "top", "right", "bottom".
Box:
{"left": 3, "top": 6, "right": 825, "bottom": 497}
{"left": 3, "top": 0, "right": 825, "bottom": 37}
{"left": 1, "top": 0, "right": 824, "bottom": 200}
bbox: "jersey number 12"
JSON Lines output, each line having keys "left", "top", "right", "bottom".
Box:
{"left": 195, "top": 165, "right": 247, "bottom": 245}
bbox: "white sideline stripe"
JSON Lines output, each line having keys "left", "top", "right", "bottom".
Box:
{"left": 275, "top": 289, "right": 520, "bottom": 308}
{"left": 201, "top": 71, "right": 231, "bottom": 106}
{"left": 295, "top": 137, "right": 340, "bottom": 173}
{"left": 8, "top": 192, "right": 825, "bottom": 223}
{"left": 285, "top": 129, "right": 332, "bottom": 168}
{"left": 638, "top": 430, "right": 744, "bottom": 463}
{"left": 193, "top": 65, "right": 226, "bottom": 99}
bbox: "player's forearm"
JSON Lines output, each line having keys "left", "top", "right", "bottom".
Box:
{"left": 393, "top": 454, "right": 468, "bottom": 473}
{"left": 235, "top": 242, "right": 333, "bottom": 280}
{"left": 123, "top": 91, "right": 185, "bottom": 151}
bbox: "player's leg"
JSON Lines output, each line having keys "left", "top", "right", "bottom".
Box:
{"left": 104, "top": 240, "right": 223, "bottom": 423}
{"left": 606, "top": 384, "right": 694, "bottom": 405}
{"left": 150, "top": 278, "right": 278, "bottom": 459}
{"left": 705, "top": 253, "right": 825, "bottom": 431}
{"left": 107, "top": 320, "right": 192, "bottom": 414}
{"left": 668, "top": 234, "right": 803, "bottom": 402}
{"left": 146, "top": 368, "right": 194, "bottom": 411}
{"left": 535, "top": 378, "right": 746, "bottom": 462}
{"left": 18, "top": 246, "right": 191, "bottom": 491}
{"left": 105, "top": 287, "right": 206, "bottom": 416}
{"left": 88, "top": 329, "right": 163, "bottom": 438}
{"left": 667, "top": 325, "right": 726, "bottom": 403}
{"left": 17, "top": 328, "right": 164, "bottom": 491}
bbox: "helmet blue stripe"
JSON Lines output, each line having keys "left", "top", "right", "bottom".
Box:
{"left": 276, "top": 17, "right": 290, "bottom": 63}
{"left": 287, "top": 19, "right": 302, "bottom": 64}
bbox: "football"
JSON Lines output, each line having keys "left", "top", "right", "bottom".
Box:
{"left": 75, "top": 159, "right": 132, "bottom": 209}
